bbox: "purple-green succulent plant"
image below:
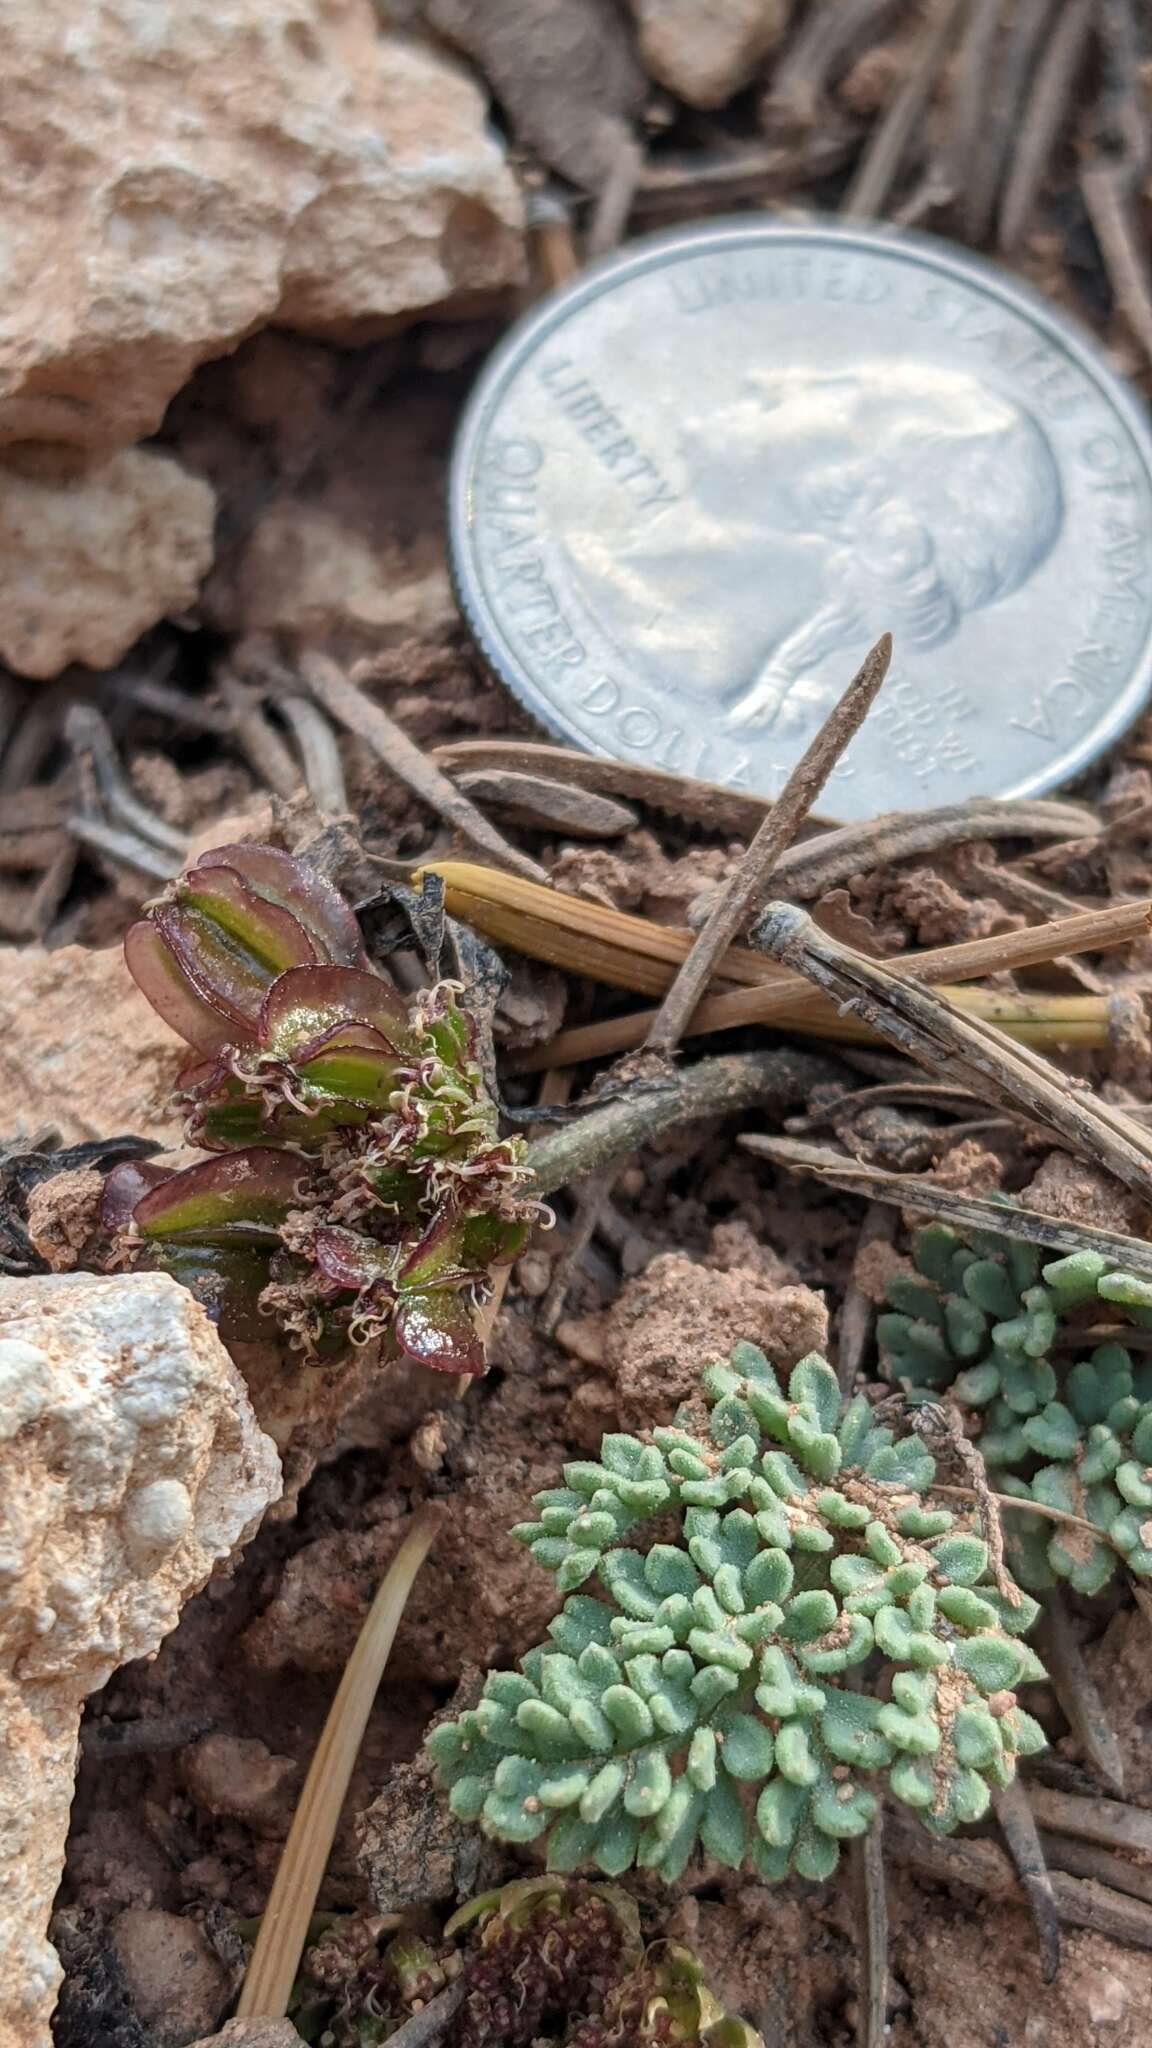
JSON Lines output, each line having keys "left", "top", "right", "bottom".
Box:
{"left": 102, "top": 844, "right": 541, "bottom": 1374}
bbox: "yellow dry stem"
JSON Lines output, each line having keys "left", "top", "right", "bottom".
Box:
{"left": 419, "top": 860, "right": 1121, "bottom": 1059}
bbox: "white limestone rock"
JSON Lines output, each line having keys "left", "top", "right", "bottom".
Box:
{"left": 0, "top": 1272, "right": 281, "bottom": 2048}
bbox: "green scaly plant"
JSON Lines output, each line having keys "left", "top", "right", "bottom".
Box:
{"left": 880, "top": 1221, "right": 1152, "bottom": 1594}
{"left": 427, "top": 1344, "right": 1046, "bottom": 1885}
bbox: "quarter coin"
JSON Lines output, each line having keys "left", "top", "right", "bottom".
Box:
{"left": 448, "top": 218, "right": 1152, "bottom": 820}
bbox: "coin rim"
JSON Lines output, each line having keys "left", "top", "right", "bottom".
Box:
{"left": 448, "top": 215, "right": 1152, "bottom": 806}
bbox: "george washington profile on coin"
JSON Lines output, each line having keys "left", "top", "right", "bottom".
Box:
{"left": 451, "top": 219, "right": 1152, "bottom": 813}
{"left": 564, "top": 362, "right": 1064, "bottom": 734}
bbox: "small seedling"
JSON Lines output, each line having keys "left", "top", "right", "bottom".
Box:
{"left": 427, "top": 1345, "right": 1045, "bottom": 1883}
{"left": 102, "top": 844, "right": 541, "bottom": 1373}
{"left": 880, "top": 1222, "right": 1152, "bottom": 1592}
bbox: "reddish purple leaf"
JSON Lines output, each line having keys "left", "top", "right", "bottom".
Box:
{"left": 159, "top": 865, "right": 320, "bottom": 1033}
{"left": 124, "top": 920, "right": 241, "bottom": 1056}
{"left": 101, "top": 1158, "right": 170, "bottom": 1233}
{"left": 396, "top": 1213, "right": 474, "bottom": 1294}
{"left": 309, "top": 1225, "right": 395, "bottom": 1292}
{"left": 132, "top": 1147, "right": 305, "bottom": 1242}
{"left": 259, "top": 964, "right": 414, "bottom": 1059}
{"left": 394, "top": 1288, "right": 484, "bottom": 1374}
{"left": 193, "top": 844, "right": 367, "bottom": 967}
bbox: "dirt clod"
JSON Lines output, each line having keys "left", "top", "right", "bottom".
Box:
{"left": 111, "top": 1909, "right": 229, "bottom": 2048}
{"left": 603, "top": 1246, "right": 828, "bottom": 1428}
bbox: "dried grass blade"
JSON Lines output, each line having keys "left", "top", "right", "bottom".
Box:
{"left": 645, "top": 635, "right": 893, "bottom": 1053}
{"left": 736, "top": 1134, "right": 1152, "bottom": 1280}
{"left": 237, "top": 1505, "right": 444, "bottom": 2019}
{"left": 300, "top": 653, "right": 548, "bottom": 884}
{"left": 422, "top": 860, "right": 1146, "bottom": 1008}
{"left": 430, "top": 743, "right": 1096, "bottom": 865}
{"left": 753, "top": 905, "right": 1152, "bottom": 1202}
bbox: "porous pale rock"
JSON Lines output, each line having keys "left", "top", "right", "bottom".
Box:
{"left": 0, "top": 0, "right": 524, "bottom": 452}
{"left": 0, "top": 941, "right": 187, "bottom": 1147}
{"left": 628, "top": 0, "right": 791, "bottom": 108}
{"left": 0, "top": 1272, "right": 281, "bottom": 2048}
{"left": 0, "top": 448, "right": 216, "bottom": 678}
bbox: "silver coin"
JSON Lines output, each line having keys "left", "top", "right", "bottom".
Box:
{"left": 448, "top": 218, "right": 1152, "bottom": 821}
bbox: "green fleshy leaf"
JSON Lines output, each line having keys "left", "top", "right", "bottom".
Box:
{"left": 789, "top": 1353, "right": 842, "bottom": 1432}
{"left": 715, "top": 1710, "right": 776, "bottom": 1781}
{"left": 623, "top": 1749, "right": 673, "bottom": 1819}
{"left": 811, "top": 1776, "right": 877, "bottom": 1840}
{"left": 700, "top": 1776, "right": 748, "bottom": 1868}
{"left": 756, "top": 1777, "right": 809, "bottom": 1850}
{"left": 820, "top": 1689, "right": 893, "bottom": 1770}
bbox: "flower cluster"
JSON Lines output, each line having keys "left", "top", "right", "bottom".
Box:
{"left": 880, "top": 1221, "right": 1152, "bottom": 1592}
{"left": 289, "top": 1881, "right": 761, "bottom": 2046}
{"left": 428, "top": 1346, "right": 1045, "bottom": 1883}
{"left": 102, "top": 845, "right": 541, "bottom": 1373}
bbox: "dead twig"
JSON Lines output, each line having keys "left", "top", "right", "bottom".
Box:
{"left": 525, "top": 1049, "right": 843, "bottom": 1199}
{"left": 515, "top": 967, "right": 1113, "bottom": 1072}
{"left": 935, "top": 0, "right": 1003, "bottom": 215}
{"left": 737, "top": 1135, "right": 1152, "bottom": 1279}
{"left": 380, "top": 1981, "right": 467, "bottom": 2048}
{"left": 432, "top": 738, "right": 795, "bottom": 838}
{"left": 632, "top": 135, "right": 859, "bottom": 217}
{"left": 1050, "top": 1873, "right": 1152, "bottom": 1951}
{"left": 837, "top": 1203, "right": 896, "bottom": 1398}
{"left": 646, "top": 637, "right": 893, "bottom": 1055}
{"left": 751, "top": 905, "right": 1152, "bottom": 1204}
{"left": 453, "top": 768, "right": 637, "bottom": 839}
{"left": 426, "top": 861, "right": 1138, "bottom": 1063}
{"left": 851, "top": 1808, "right": 889, "bottom": 2048}
{"left": 66, "top": 816, "right": 180, "bottom": 884}
{"left": 1041, "top": 1833, "right": 1152, "bottom": 1907}
{"left": 963, "top": 0, "right": 1054, "bottom": 244}
{"left": 275, "top": 694, "right": 350, "bottom": 819}
{"left": 911, "top": 1402, "right": 1019, "bottom": 1605}
{"left": 931, "top": 1483, "right": 1143, "bottom": 1564}
{"left": 887, "top": 1813, "right": 1152, "bottom": 1948}
{"left": 82, "top": 1714, "right": 216, "bottom": 1758}
{"left": 113, "top": 673, "right": 235, "bottom": 735}
{"left": 1081, "top": 160, "right": 1152, "bottom": 368}
{"left": 1026, "top": 1784, "right": 1152, "bottom": 1859}
{"left": 992, "top": 1778, "right": 1062, "bottom": 1983}
{"left": 777, "top": 798, "right": 1097, "bottom": 898}
{"left": 525, "top": 185, "right": 580, "bottom": 293}
{"left": 302, "top": 652, "right": 548, "bottom": 885}
{"left": 64, "top": 702, "right": 187, "bottom": 856}
{"left": 762, "top": 0, "right": 905, "bottom": 132}
{"left": 0, "top": 686, "right": 71, "bottom": 793}
{"left": 220, "top": 672, "right": 303, "bottom": 799}
{"left": 841, "top": 0, "right": 967, "bottom": 219}
{"left": 539, "top": 1163, "right": 616, "bottom": 1335}
{"left": 432, "top": 743, "right": 1095, "bottom": 864}
{"left": 998, "top": 0, "right": 1094, "bottom": 250}
{"left": 586, "top": 132, "right": 645, "bottom": 255}
{"left": 1079, "top": 0, "right": 1152, "bottom": 361}
{"left": 427, "top": 855, "right": 1126, "bottom": 991}
{"left": 1036, "top": 1593, "right": 1125, "bottom": 1797}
